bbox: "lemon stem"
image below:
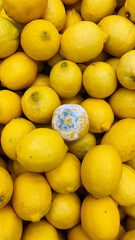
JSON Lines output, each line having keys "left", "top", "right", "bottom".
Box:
{"left": 125, "top": 12, "right": 130, "bottom": 18}
{"left": 61, "top": 61, "right": 68, "bottom": 68}
{"left": 0, "top": 196, "right": 4, "bottom": 201}
{"left": 31, "top": 92, "right": 39, "bottom": 101}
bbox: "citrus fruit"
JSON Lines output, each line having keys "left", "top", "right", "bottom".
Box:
{"left": 30, "top": 74, "right": 49, "bottom": 87}
{"left": 119, "top": 230, "right": 135, "bottom": 240}
{"left": 68, "top": 224, "right": 90, "bottom": 240}
{"left": 106, "top": 57, "right": 120, "bottom": 72}
{"left": 61, "top": 8, "right": 82, "bottom": 33}
{"left": 125, "top": 0, "right": 135, "bottom": 23}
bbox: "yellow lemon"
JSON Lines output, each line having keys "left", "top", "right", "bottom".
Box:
{"left": 83, "top": 61, "right": 117, "bottom": 98}
{"left": 13, "top": 161, "right": 29, "bottom": 176}
{"left": 106, "top": 57, "right": 120, "bottom": 72}
{"left": 116, "top": 50, "right": 135, "bottom": 90}
{"left": 126, "top": 157, "right": 135, "bottom": 171}
{"left": 109, "top": 87, "right": 135, "bottom": 118}
{"left": 1, "top": 52, "right": 38, "bottom": 91}
{"left": 61, "top": 94, "right": 84, "bottom": 105}
{"left": 125, "top": 0, "right": 135, "bottom": 23}
{"left": 101, "top": 118, "right": 135, "bottom": 162}
{"left": 81, "top": 0, "right": 116, "bottom": 23}
{"left": 61, "top": 8, "right": 82, "bottom": 33}
{"left": 46, "top": 192, "right": 81, "bottom": 229}
{"left": 66, "top": 0, "right": 82, "bottom": 12}
{"left": 81, "top": 98, "right": 114, "bottom": 133}
{"left": 85, "top": 51, "right": 110, "bottom": 66}
{"left": 21, "top": 86, "right": 61, "bottom": 124}
{"left": 45, "top": 152, "right": 81, "bottom": 193}
{"left": 12, "top": 172, "right": 52, "bottom": 222}
{"left": 66, "top": 132, "right": 96, "bottom": 160}
{"left": 118, "top": 6, "right": 126, "bottom": 17}
{"left": 122, "top": 204, "right": 135, "bottom": 218}
{"left": 0, "top": 205, "right": 23, "bottom": 240}
{"left": 30, "top": 74, "right": 49, "bottom": 87}
{"left": 0, "top": 166, "right": 13, "bottom": 208}
{"left": 81, "top": 195, "right": 120, "bottom": 240}
{"left": 98, "top": 15, "right": 135, "bottom": 57}
{"left": 114, "top": 225, "right": 126, "bottom": 240}
{"left": 49, "top": 60, "right": 82, "bottom": 98}
{"left": 2, "top": 0, "right": 48, "bottom": 23}
{"left": 16, "top": 128, "right": 68, "bottom": 172}
{"left": 60, "top": 21, "right": 108, "bottom": 63}
{"left": 0, "top": 90, "right": 22, "bottom": 125}
{"left": 68, "top": 224, "right": 90, "bottom": 240}
{"left": 119, "top": 230, "right": 135, "bottom": 240}
{"left": 22, "top": 220, "right": 59, "bottom": 240}
{"left": 0, "top": 157, "right": 7, "bottom": 169}
{"left": 111, "top": 164, "right": 135, "bottom": 207}
{"left": 81, "top": 144, "right": 122, "bottom": 198}
{"left": 47, "top": 51, "right": 64, "bottom": 67}
{"left": 0, "top": 17, "right": 20, "bottom": 58}
{"left": 42, "top": 0, "right": 66, "bottom": 32}
{"left": 1, "top": 118, "right": 35, "bottom": 161}
{"left": 62, "top": 0, "right": 79, "bottom": 5}
{"left": 52, "top": 104, "right": 89, "bottom": 141}
{"left": 21, "top": 19, "right": 60, "bottom": 61}
{"left": 126, "top": 216, "right": 135, "bottom": 231}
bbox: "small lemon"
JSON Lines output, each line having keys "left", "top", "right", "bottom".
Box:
{"left": 101, "top": 118, "right": 135, "bottom": 162}
{"left": 49, "top": 60, "right": 82, "bottom": 98}
{"left": 0, "top": 205, "right": 23, "bottom": 240}
{"left": 109, "top": 87, "right": 135, "bottom": 118}
{"left": 47, "top": 51, "right": 64, "bottom": 67}
{"left": 119, "top": 230, "right": 135, "bottom": 240}
{"left": 126, "top": 216, "right": 135, "bottom": 231}
{"left": 1, "top": 118, "right": 35, "bottom": 161}
{"left": 114, "top": 225, "right": 126, "bottom": 240}
{"left": 21, "top": 19, "right": 60, "bottom": 61}
{"left": 98, "top": 15, "right": 135, "bottom": 57}
{"left": 116, "top": 50, "right": 135, "bottom": 90}
{"left": 46, "top": 192, "right": 81, "bottom": 229}
{"left": 122, "top": 204, "right": 135, "bottom": 218}
{"left": 85, "top": 51, "right": 110, "bottom": 65}
{"left": 30, "top": 74, "right": 50, "bottom": 87}
{"left": 0, "top": 90, "right": 22, "bottom": 125}
{"left": 118, "top": 6, "right": 126, "bottom": 17}
{"left": 81, "top": 195, "right": 120, "bottom": 240}
{"left": 61, "top": 8, "right": 82, "bottom": 33}
{"left": 60, "top": 21, "right": 108, "bottom": 63}
{"left": 13, "top": 161, "right": 29, "bottom": 176}
{"left": 125, "top": 0, "right": 135, "bottom": 23}
{"left": 0, "top": 167, "right": 13, "bottom": 209}
{"left": 3, "top": 0, "right": 48, "bottom": 23}
{"left": 66, "top": 0, "right": 82, "bottom": 13}
{"left": 68, "top": 224, "right": 90, "bottom": 240}
{"left": 12, "top": 172, "right": 52, "bottom": 222}
{"left": 66, "top": 132, "right": 96, "bottom": 160}
{"left": 81, "top": 144, "right": 122, "bottom": 198}
{"left": 81, "top": 0, "right": 116, "bottom": 23}
{"left": 22, "top": 220, "right": 59, "bottom": 240}
{"left": 83, "top": 61, "right": 117, "bottom": 98}
{"left": 62, "top": 0, "right": 79, "bottom": 5}
{"left": 45, "top": 152, "right": 81, "bottom": 193}
{"left": 16, "top": 128, "right": 68, "bottom": 172}
{"left": 111, "top": 164, "right": 135, "bottom": 207}
{"left": 81, "top": 98, "right": 114, "bottom": 133}
{"left": 21, "top": 86, "right": 61, "bottom": 124}
{"left": 42, "top": 0, "right": 66, "bottom": 32}
{"left": 61, "top": 94, "right": 84, "bottom": 105}
{"left": 0, "top": 17, "right": 20, "bottom": 58}
{"left": 106, "top": 57, "right": 120, "bottom": 72}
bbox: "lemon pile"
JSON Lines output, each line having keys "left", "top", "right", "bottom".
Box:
{"left": 0, "top": 0, "right": 135, "bottom": 239}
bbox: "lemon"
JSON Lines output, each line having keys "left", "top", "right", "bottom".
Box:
{"left": 52, "top": 104, "right": 89, "bottom": 141}
{"left": 67, "top": 132, "right": 96, "bottom": 160}
{"left": 45, "top": 152, "right": 81, "bottom": 193}
{"left": 125, "top": 0, "right": 135, "bottom": 23}
{"left": 61, "top": 8, "right": 82, "bottom": 33}
{"left": 46, "top": 192, "right": 81, "bottom": 229}
{"left": 83, "top": 61, "right": 117, "bottom": 98}
{"left": 81, "top": 145, "right": 122, "bottom": 198}
{"left": 81, "top": 98, "right": 114, "bottom": 133}
{"left": 12, "top": 172, "right": 52, "bottom": 222}
{"left": 47, "top": 51, "right": 64, "bottom": 67}
{"left": 81, "top": 0, "right": 116, "bottom": 23}
{"left": 118, "top": 6, "right": 126, "bottom": 17}
{"left": 114, "top": 225, "right": 126, "bottom": 240}
{"left": 98, "top": 15, "right": 135, "bottom": 57}
{"left": 85, "top": 51, "right": 110, "bottom": 65}
{"left": 60, "top": 21, "right": 108, "bottom": 63}
{"left": 106, "top": 57, "right": 120, "bottom": 72}
{"left": 21, "top": 19, "right": 60, "bottom": 61}
{"left": 0, "top": 90, "right": 22, "bottom": 125}
{"left": 109, "top": 87, "right": 135, "bottom": 118}
{"left": 61, "top": 94, "right": 84, "bottom": 105}
{"left": 68, "top": 224, "right": 90, "bottom": 240}
{"left": 62, "top": 0, "right": 79, "bottom": 5}
{"left": 116, "top": 50, "right": 135, "bottom": 90}
{"left": 66, "top": 0, "right": 82, "bottom": 13}
{"left": 3, "top": 0, "right": 48, "bottom": 23}
{"left": 1, "top": 52, "right": 38, "bottom": 90}
{"left": 22, "top": 220, "right": 59, "bottom": 240}
{"left": 13, "top": 161, "right": 29, "bottom": 176}
{"left": 111, "top": 164, "right": 135, "bottom": 207}
{"left": 16, "top": 128, "right": 68, "bottom": 172}
{"left": 30, "top": 74, "right": 50, "bottom": 87}
{"left": 42, "top": 0, "right": 66, "bottom": 32}
{"left": 81, "top": 195, "right": 120, "bottom": 240}
{"left": 0, "top": 17, "right": 19, "bottom": 58}
{"left": 119, "top": 230, "right": 135, "bottom": 240}
{"left": 0, "top": 166, "right": 13, "bottom": 208}
{"left": 126, "top": 217, "right": 135, "bottom": 231}
{"left": 122, "top": 204, "right": 135, "bottom": 218}
{"left": 101, "top": 118, "right": 135, "bottom": 162}
{"left": 0, "top": 205, "right": 23, "bottom": 240}
{"left": 1, "top": 118, "right": 35, "bottom": 161}
{"left": 50, "top": 60, "right": 82, "bottom": 98}
{"left": 21, "top": 86, "right": 61, "bottom": 124}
